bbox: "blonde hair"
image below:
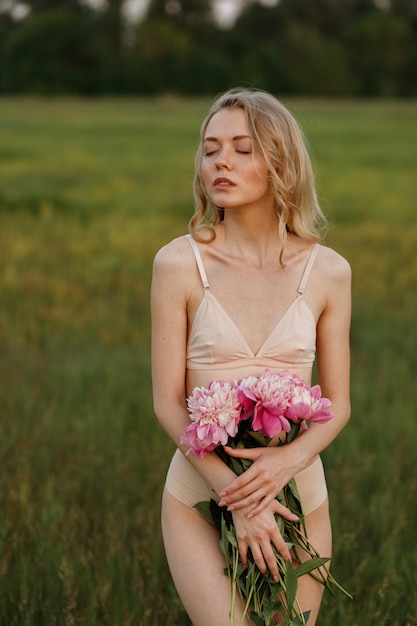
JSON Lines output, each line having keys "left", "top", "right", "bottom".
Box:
{"left": 189, "top": 88, "right": 327, "bottom": 246}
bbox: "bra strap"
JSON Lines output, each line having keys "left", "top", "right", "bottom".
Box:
{"left": 186, "top": 234, "right": 210, "bottom": 290}
{"left": 297, "top": 243, "right": 320, "bottom": 296}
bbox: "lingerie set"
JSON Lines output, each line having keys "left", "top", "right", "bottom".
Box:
{"left": 165, "top": 235, "right": 328, "bottom": 516}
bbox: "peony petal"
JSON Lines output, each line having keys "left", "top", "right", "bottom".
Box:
{"left": 253, "top": 405, "right": 286, "bottom": 438}
{"left": 286, "top": 401, "right": 311, "bottom": 421}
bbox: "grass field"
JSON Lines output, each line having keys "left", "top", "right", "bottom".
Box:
{"left": 0, "top": 96, "right": 416, "bottom": 625}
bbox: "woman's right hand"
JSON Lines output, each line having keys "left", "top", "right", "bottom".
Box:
{"left": 231, "top": 499, "right": 298, "bottom": 583}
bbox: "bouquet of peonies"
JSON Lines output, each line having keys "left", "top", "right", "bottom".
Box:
{"left": 181, "top": 370, "right": 351, "bottom": 625}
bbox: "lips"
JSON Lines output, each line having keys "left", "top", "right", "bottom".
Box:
{"left": 213, "top": 177, "right": 236, "bottom": 188}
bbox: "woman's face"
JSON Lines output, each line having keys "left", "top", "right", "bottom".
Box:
{"left": 200, "top": 107, "right": 274, "bottom": 214}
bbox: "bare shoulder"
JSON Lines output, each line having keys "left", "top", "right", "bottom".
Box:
{"left": 153, "top": 234, "right": 193, "bottom": 276}
{"left": 315, "top": 245, "right": 351, "bottom": 317}
{"left": 151, "top": 233, "right": 205, "bottom": 320}
{"left": 317, "top": 244, "right": 351, "bottom": 285}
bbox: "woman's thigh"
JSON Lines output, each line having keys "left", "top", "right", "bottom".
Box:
{"left": 162, "top": 490, "right": 331, "bottom": 626}
{"left": 292, "top": 498, "right": 332, "bottom": 625}
{"left": 161, "top": 489, "right": 252, "bottom": 626}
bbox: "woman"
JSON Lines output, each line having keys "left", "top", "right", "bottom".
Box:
{"left": 151, "top": 88, "right": 351, "bottom": 625}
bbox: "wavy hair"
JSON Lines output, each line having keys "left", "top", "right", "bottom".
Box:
{"left": 189, "top": 88, "right": 327, "bottom": 247}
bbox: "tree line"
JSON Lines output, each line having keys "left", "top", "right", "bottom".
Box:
{"left": 1, "top": 0, "right": 416, "bottom": 97}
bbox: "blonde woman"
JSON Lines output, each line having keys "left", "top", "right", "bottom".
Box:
{"left": 151, "top": 88, "right": 351, "bottom": 625}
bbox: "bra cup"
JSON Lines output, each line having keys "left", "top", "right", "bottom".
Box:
{"left": 258, "top": 299, "right": 316, "bottom": 364}
{"left": 187, "top": 292, "right": 316, "bottom": 368}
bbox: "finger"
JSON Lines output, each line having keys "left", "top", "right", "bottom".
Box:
{"left": 224, "top": 488, "right": 268, "bottom": 512}
{"left": 238, "top": 541, "right": 249, "bottom": 570}
{"left": 219, "top": 467, "right": 262, "bottom": 504}
{"left": 219, "top": 475, "right": 267, "bottom": 506}
{"left": 270, "top": 499, "right": 299, "bottom": 523}
{"left": 220, "top": 469, "right": 276, "bottom": 507}
{"left": 271, "top": 527, "right": 292, "bottom": 563}
{"left": 246, "top": 493, "right": 276, "bottom": 518}
{"left": 262, "top": 543, "right": 280, "bottom": 582}
{"left": 248, "top": 497, "right": 299, "bottom": 521}
{"left": 254, "top": 541, "right": 286, "bottom": 582}
{"left": 250, "top": 544, "right": 268, "bottom": 577}
{"left": 223, "top": 445, "right": 263, "bottom": 460}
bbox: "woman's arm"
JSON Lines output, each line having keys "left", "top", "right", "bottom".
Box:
{"left": 151, "top": 239, "right": 239, "bottom": 493}
{"left": 218, "top": 249, "right": 352, "bottom": 516}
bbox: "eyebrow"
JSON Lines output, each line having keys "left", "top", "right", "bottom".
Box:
{"left": 203, "top": 134, "right": 252, "bottom": 142}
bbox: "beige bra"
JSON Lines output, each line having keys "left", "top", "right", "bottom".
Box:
{"left": 186, "top": 234, "right": 319, "bottom": 373}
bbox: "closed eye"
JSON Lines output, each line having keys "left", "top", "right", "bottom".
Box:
{"left": 204, "top": 148, "right": 251, "bottom": 156}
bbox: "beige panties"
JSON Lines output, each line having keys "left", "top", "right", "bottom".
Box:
{"left": 165, "top": 449, "right": 328, "bottom": 517}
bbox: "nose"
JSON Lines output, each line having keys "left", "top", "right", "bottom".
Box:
{"left": 214, "top": 147, "right": 231, "bottom": 170}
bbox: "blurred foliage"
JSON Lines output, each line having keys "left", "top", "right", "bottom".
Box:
{"left": 0, "top": 0, "right": 416, "bottom": 96}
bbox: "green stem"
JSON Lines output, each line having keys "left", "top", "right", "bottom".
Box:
{"left": 239, "top": 586, "right": 254, "bottom": 626}
{"left": 229, "top": 546, "right": 239, "bottom": 626}
{"left": 290, "top": 523, "right": 353, "bottom": 599}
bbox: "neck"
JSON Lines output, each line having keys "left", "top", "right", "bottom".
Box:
{"left": 223, "top": 201, "right": 278, "bottom": 235}
{"left": 218, "top": 210, "right": 287, "bottom": 267}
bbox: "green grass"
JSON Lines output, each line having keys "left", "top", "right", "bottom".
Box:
{"left": 0, "top": 96, "right": 416, "bottom": 625}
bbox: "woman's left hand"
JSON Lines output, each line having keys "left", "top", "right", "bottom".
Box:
{"left": 218, "top": 445, "right": 300, "bottom": 518}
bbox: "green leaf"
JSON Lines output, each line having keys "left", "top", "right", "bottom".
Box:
{"left": 277, "top": 489, "right": 287, "bottom": 507}
{"left": 282, "top": 484, "right": 303, "bottom": 523}
{"left": 259, "top": 598, "right": 284, "bottom": 624}
{"left": 223, "top": 527, "right": 238, "bottom": 549}
{"left": 194, "top": 500, "right": 214, "bottom": 523}
{"left": 286, "top": 478, "right": 302, "bottom": 509}
{"left": 209, "top": 499, "right": 224, "bottom": 529}
{"left": 285, "top": 560, "right": 298, "bottom": 615}
{"left": 286, "top": 422, "right": 301, "bottom": 444}
{"left": 220, "top": 514, "right": 240, "bottom": 552}
{"left": 286, "top": 531, "right": 302, "bottom": 550}
{"left": 240, "top": 458, "right": 254, "bottom": 472}
{"left": 290, "top": 610, "right": 311, "bottom": 624}
{"left": 231, "top": 457, "right": 248, "bottom": 476}
{"left": 294, "top": 556, "right": 330, "bottom": 578}
{"left": 219, "top": 538, "right": 227, "bottom": 558}
{"left": 249, "top": 613, "right": 265, "bottom": 626}
{"left": 247, "top": 430, "right": 271, "bottom": 446}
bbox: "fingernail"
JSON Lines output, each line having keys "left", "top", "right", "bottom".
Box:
{"left": 218, "top": 500, "right": 226, "bottom": 507}
{"left": 273, "top": 575, "right": 279, "bottom": 583}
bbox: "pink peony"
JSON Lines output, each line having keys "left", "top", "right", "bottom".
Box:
{"left": 181, "top": 370, "right": 334, "bottom": 456}
{"left": 180, "top": 380, "right": 242, "bottom": 457}
{"left": 237, "top": 371, "right": 300, "bottom": 438}
{"left": 308, "top": 385, "right": 333, "bottom": 423}
{"left": 285, "top": 384, "right": 333, "bottom": 424}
